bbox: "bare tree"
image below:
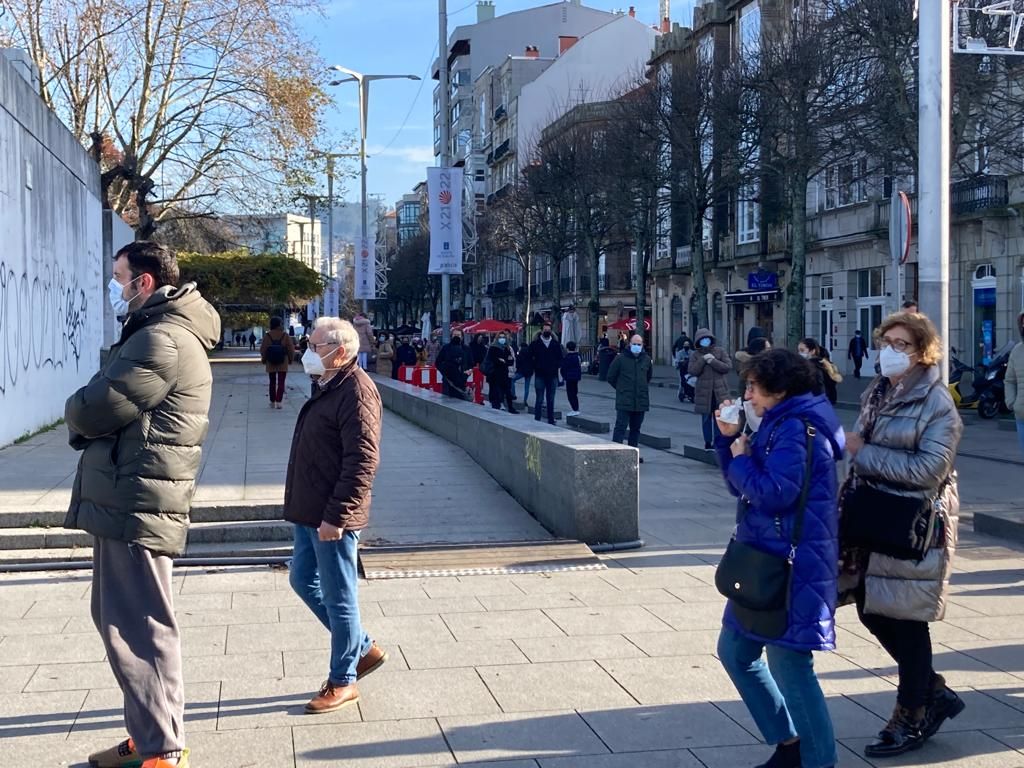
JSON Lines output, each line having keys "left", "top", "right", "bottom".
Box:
{"left": 0, "top": 0, "right": 336, "bottom": 235}
{"left": 737, "top": 3, "right": 871, "bottom": 346}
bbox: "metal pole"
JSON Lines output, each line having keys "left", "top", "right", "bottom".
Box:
{"left": 359, "top": 79, "right": 370, "bottom": 315}
{"left": 327, "top": 157, "right": 335, "bottom": 317}
{"left": 918, "top": 1, "right": 951, "bottom": 382}
{"left": 439, "top": 0, "right": 452, "bottom": 343}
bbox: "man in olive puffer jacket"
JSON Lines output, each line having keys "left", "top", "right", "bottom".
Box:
{"left": 65, "top": 241, "right": 220, "bottom": 768}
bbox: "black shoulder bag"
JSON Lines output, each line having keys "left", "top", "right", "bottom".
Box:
{"left": 714, "top": 421, "right": 816, "bottom": 639}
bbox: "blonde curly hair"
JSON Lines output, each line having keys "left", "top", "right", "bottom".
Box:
{"left": 875, "top": 312, "right": 943, "bottom": 367}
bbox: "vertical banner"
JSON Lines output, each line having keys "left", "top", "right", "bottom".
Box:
{"left": 324, "top": 279, "right": 339, "bottom": 318}
{"left": 427, "top": 166, "right": 464, "bottom": 275}
{"left": 355, "top": 237, "right": 375, "bottom": 300}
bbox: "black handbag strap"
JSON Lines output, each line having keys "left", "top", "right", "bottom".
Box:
{"left": 789, "top": 420, "right": 818, "bottom": 559}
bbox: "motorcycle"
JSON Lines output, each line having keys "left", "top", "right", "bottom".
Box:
{"left": 977, "top": 343, "right": 1014, "bottom": 419}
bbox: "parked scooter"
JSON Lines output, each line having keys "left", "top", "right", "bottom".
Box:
{"left": 948, "top": 350, "right": 980, "bottom": 411}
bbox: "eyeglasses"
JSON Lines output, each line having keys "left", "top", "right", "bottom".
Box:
{"left": 878, "top": 336, "right": 916, "bottom": 353}
{"left": 310, "top": 342, "right": 338, "bottom": 352}
{"left": 744, "top": 381, "right": 756, "bottom": 392}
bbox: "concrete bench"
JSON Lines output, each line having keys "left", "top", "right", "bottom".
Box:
{"left": 566, "top": 415, "right": 611, "bottom": 434}
{"left": 638, "top": 433, "right": 672, "bottom": 449}
{"left": 374, "top": 377, "right": 639, "bottom": 544}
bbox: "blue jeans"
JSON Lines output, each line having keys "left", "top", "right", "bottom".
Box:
{"left": 534, "top": 376, "right": 557, "bottom": 423}
{"left": 701, "top": 413, "right": 719, "bottom": 447}
{"left": 717, "top": 627, "right": 836, "bottom": 768}
{"left": 1017, "top": 419, "right": 1024, "bottom": 457}
{"left": 289, "top": 526, "right": 372, "bottom": 686}
{"left": 512, "top": 372, "right": 533, "bottom": 402}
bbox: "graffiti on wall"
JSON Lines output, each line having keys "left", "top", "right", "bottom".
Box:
{"left": 0, "top": 260, "right": 89, "bottom": 396}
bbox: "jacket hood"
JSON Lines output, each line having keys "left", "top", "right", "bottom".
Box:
{"left": 694, "top": 328, "right": 714, "bottom": 345}
{"left": 762, "top": 392, "right": 845, "bottom": 460}
{"left": 353, "top": 316, "right": 371, "bottom": 328}
{"left": 133, "top": 282, "right": 221, "bottom": 351}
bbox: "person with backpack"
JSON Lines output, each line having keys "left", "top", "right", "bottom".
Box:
{"left": 560, "top": 341, "right": 583, "bottom": 416}
{"left": 261, "top": 316, "right": 295, "bottom": 409}
{"left": 483, "top": 332, "right": 518, "bottom": 413}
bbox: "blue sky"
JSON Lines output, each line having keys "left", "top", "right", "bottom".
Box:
{"left": 299, "top": 0, "right": 695, "bottom": 208}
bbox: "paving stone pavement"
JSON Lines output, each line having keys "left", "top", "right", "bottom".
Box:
{"left": 4, "top": 354, "right": 1024, "bottom": 766}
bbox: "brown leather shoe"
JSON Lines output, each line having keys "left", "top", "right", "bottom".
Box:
{"left": 305, "top": 680, "right": 360, "bottom": 714}
{"left": 356, "top": 642, "right": 389, "bottom": 680}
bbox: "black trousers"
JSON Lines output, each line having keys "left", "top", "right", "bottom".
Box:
{"left": 852, "top": 355, "right": 864, "bottom": 378}
{"left": 613, "top": 410, "right": 645, "bottom": 447}
{"left": 565, "top": 380, "right": 580, "bottom": 412}
{"left": 488, "top": 377, "right": 515, "bottom": 410}
{"left": 855, "top": 583, "right": 934, "bottom": 709}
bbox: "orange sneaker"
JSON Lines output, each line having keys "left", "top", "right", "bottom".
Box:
{"left": 140, "top": 749, "right": 190, "bottom": 768}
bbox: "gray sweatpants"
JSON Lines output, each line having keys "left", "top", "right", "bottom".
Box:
{"left": 91, "top": 537, "right": 185, "bottom": 759}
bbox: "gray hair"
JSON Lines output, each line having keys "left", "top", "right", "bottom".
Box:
{"left": 315, "top": 317, "right": 359, "bottom": 363}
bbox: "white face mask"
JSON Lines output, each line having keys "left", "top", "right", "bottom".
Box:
{"left": 743, "top": 400, "right": 763, "bottom": 433}
{"left": 301, "top": 348, "right": 327, "bottom": 376}
{"left": 108, "top": 276, "right": 142, "bottom": 315}
{"left": 798, "top": 351, "right": 811, "bottom": 360}
{"left": 879, "top": 345, "right": 912, "bottom": 378}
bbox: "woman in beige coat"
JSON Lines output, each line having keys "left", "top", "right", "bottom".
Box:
{"left": 841, "top": 312, "right": 963, "bottom": 758}
{"left": 374, "top": 334, "right": 395, "bottom": 375}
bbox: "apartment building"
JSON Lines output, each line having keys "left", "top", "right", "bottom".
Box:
{"left": 223, "top": 213, "right": 323, "bottom": 271}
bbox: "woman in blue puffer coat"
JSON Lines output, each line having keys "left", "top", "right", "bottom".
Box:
{"left": 714, "top": 348, "right": 845, "bottom": 768}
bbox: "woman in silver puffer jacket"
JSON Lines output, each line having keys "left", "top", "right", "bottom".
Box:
{"left": 840, "top": 311, "right": 963, "bottom": 760}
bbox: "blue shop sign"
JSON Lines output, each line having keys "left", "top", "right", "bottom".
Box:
{"left": 748, "top": 270, "right": 778, "bottom": 291}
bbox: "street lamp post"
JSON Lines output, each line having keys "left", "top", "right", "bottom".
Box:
{"left": 328, "top": 66, "right": 420, "bottom": 314}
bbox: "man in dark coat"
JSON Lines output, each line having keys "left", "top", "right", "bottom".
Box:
{"left": 66, "top": 242, "right": 220, "bottom": 768}
{"left": 285, "top": 317, "right": 388, "bottom": 715}
{"left": 607, "top": 333, "right": 653, "bottom": 454}
{"left": 528, "top": 322, "right": 563, "bottom": 424}
{"left": 483, "top": 332, "right": 518, "bottom": 412}
{"left": 848, "top": 329, "right": 869, "bottom": 379}
{"left": 435, "top": 331, "right": 474, "bottom": 399}
{"left": 393, "top": 336, "right": 417, "bottom": 379}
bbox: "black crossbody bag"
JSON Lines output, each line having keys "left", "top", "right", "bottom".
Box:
{"left": 715, "top": 421, "right": 816, "bottom": 639}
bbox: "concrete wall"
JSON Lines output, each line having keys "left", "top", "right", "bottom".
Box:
{"left": 0, "top": 51, "right": 104, "bottom": 446}
{"left": 374, "top": 377, "right": 640, "bottom": 544}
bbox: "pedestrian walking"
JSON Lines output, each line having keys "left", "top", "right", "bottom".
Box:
{"left": 560, "top": 341, "right": 583, "bottom": 415}
{"left": 840, "top": 312, "right": 964, "bottom": 758}
{"left": 799, "top": 338, "right": 842, "bottom": 405}
{"left": 67, "top": 241, "right": 220, "bottom": 768}
{"left": 1007, "top": 310, "right": 1024, "bottom": 457}
{"left": 689, "top": 328, "right": 732, "bottom": 449}
{"left": 597, "top": 336, "right": 616, "bottom": 382}
{"left": 483, "top": 332, "right": 518, "bottom": 412}
{"left": 512, "top": 334, "right": 535, "bottom": 407}
{"left": 606, "top": 334, "right": 652, "bottom": 454}
{"left": 353, "top": 313, "right": 375, "bottom": 370}
{"left": 288, "top": 317, "right": 388, "bottom": 714}
{"left": 436, "top": 331, "right": 474, "bottom": 399}
{"left": 673, "top": 339, "right": 696, "bottom": 403}
{"left": 260, "top": 317, "right": 295, "bottom": 409}
{"left": 848, "top": 330, "right": 869, "bottom": 379}
{"left": 248, "top": 331, "right": 257, "bottom": 350}
{"left": 374, "top": 334, "right": 394, "bottom": 375}
{"left": 560, "top": 304, "right": 582, "bottom": 347}
{"left": 714, "top": 349, "right": 844, "bottom": 768}
{"left": 734, "top": 332, "right": 771, "bottom": 374}
{"left": 529, "top": 322, "right": 563, "bottom": 424}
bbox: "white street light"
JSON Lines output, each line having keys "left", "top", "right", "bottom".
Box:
{"left": 327, "top": 65, "right": 421, "bottom": 313}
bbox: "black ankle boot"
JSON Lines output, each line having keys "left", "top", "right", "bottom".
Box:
{"left": 755, "top": 740, "right": 801, "bottom": 768}
{"left": 922, "top": 674, "right": 966, "bottom": 741}
{"left": 864, "top": 704, "right": 926, "bottom": 758}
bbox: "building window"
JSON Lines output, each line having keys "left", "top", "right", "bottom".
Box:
{"left": 737, "top": 185, "right": 760, "bottom": 245}
{"left": 739, "top": 1, "right": 761, "bottom": 56}
{"left": 824, "top": 158, "right": 868, "bottom": 210}
{"left": 857, "top": 267, "right": 885, "bottom": 298}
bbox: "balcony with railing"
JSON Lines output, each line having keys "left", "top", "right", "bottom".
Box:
{"left": 493, "top": 139, "right": 512, "bottom": 162}
{"left": 952, "top": 175, "right": 1009, "bottom": 215}
{"left": 493, "top": 104, "right": 508, "bottom": 123}
{"left": 559, "top": 276, "right": 572, "bottom": 293}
